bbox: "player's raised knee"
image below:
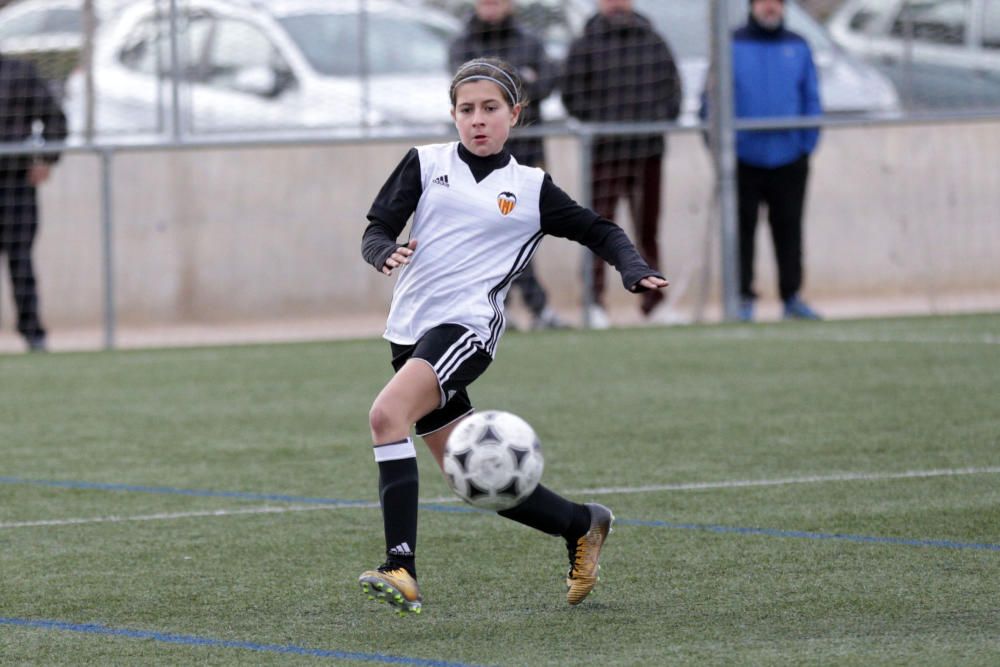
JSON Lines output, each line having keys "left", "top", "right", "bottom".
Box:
{"left": 368, "top": 401, "right": 407, "bottom": 442}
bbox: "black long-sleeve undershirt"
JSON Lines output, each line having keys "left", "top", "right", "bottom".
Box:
{"left": 361, "top": 146, "right": 663, "bottom": 291}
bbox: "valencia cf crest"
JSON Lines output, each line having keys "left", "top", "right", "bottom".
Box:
{"left": 497, "top": 191, "right": 517, "bottom": 216}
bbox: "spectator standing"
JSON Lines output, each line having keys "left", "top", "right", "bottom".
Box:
{"left": 0, "top": 53, "right": 67, "bottom": 351}
{"left": 449, "top": 0, "right": 566, "bottom": 330}
{"left": 704, "top": 0, "right": 823, "bottom": 321}
{"left": 561, "top": 0, "right": 683, "bottom": 328}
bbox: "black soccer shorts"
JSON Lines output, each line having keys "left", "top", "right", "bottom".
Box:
{"left": 390, "top": 323, "right": 493, "bottom": 436}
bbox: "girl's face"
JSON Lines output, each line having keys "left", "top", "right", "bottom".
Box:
{"left": 451, "top": 79, "right": 521, "bottom": 157}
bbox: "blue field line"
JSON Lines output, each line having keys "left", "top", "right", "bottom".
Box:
{"left": 0, "top": 476, "right": 374, "bottom": 506}
{"left": 617, "top": 518, "right": 1000, "bottom": 552}
{"left": 0, "top": 617, "right": 482, "bottom": 666}
{"left": 4, "top": 475, "right": 999, "bottom": 552}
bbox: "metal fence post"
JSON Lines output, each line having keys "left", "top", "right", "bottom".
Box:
{"left": 710, "top": 0, "right": 740, "bottom": 321}
{"left": 577, "top": 127, "right": 595, "bottom": 328}
{"left": 100, "top": 149, "right": 116, "bottom": 350}
{"left": 81, "top": 0, "right": 96, "bottom": 143}
{"left": 360, "top": 0, "right": 371, "bottom": 128}
{"left": 168, "top": 0, "right": 182, "bottom": 140}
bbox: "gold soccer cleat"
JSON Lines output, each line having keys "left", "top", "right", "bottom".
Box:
{"left": 565, "top": 503, "right": 614, "bottom": 606}
{"left": 359, "top": 566, "right": 423, "bottom": 616}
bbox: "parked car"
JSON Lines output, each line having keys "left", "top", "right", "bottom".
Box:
{"left": 0, "top": 0, "right": 88, "bottom": 92}
{"left": 827, "top": 0, "right": 1000, "bottom": 110}
{"left": 64, "top": 0, "right": 462, "bottom": 138}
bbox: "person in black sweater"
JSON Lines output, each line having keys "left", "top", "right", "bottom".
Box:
{"left": 449, "top": 0, "right": 566, "bottom": 330}
{"left": 0, "top": 54, "right": 67, "bottom": 351}
{"left": 561, "top": 0, "right": 683, "bottom": 327}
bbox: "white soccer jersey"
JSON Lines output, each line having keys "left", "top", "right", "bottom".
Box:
{"left": 363, "top": 141, "right": 661, "bottom": 358}
{"left": 385, "top": 142, "right": 544, "bottom": 355}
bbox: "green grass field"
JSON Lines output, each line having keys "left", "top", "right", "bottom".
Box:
{"left": 1, "top": 315, "right": 999, "bottom": 665}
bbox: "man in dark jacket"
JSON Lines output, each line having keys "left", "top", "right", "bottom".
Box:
{"left": 702, "top": 0, "right": 822, "bottom": 322}
{"left": 0, "top": 54, "right": 67, "bottom": 351}
{"left": 561, "top": 0, "right": 683, "bottom": 327}
{"left": 449, "top": 0, "right": 565, "bottom": 330}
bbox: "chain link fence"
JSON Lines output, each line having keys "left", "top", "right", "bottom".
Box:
{"left": 0, "top": 0, "right": 997, "bottom": 350}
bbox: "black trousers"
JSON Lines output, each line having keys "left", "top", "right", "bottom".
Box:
{"left": 591, "top": 155, "right": 665, "bottom": 315}
{"left": 737, "top": 156, "right": 810, "bottom": 302}
{"left": 0, "top": 184, "right": 44, "bottom": 340}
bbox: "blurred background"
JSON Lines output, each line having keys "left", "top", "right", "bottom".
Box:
{"left": 0, "top": 0, "right": 997, "bottom": 350}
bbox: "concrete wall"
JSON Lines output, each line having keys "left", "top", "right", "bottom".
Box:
{"left": 15, "top": 121, "right": 1000, "bottom": 330}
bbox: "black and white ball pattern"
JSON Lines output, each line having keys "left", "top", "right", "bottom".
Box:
{"left": 443, "top": 410, "right": 544, "bottom": 510}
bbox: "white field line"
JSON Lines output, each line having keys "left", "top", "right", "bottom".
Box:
{"left": 0, "top": 503, "right": 376, "bottom": 530}
{"left": 563, "top": 466, "right": 1000, "bottom": 496}
{"left": 2, "top": 467, "right": 998, "bottom": 530}
{"left": 703, "top": 330, "right": 1000, "bottom": 346}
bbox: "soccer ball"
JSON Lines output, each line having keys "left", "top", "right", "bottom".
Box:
{"left": 443, "top": 410, "right": 544, "bottom": 511}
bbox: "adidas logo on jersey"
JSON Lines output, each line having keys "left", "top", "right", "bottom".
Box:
{"left": 388, "top": 542, "right": 414, "bottom": 557}
{"left": 432, "top": 174, "right": 449, "bottom": 187}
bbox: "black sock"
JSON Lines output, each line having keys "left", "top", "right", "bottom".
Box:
{"left": 497, "top": 484, "right": 591, "bottom": 541}
{"left": 375, "top": 441, "right": 419, "bottom": 578}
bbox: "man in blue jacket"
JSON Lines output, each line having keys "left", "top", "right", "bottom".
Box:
{"left": 707, "top": 0, "right": 822, "bottom": 321}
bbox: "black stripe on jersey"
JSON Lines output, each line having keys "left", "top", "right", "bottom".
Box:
{"left": 435, "top": 330, "right": 480, "bottom": 383}
{"left": 485, "top": 231, "right": 545, "bottom": 355}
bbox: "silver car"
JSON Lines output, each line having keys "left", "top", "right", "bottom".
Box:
{"left": 0, "top": 0, "right": 125, "bottom": 91}
{"left": 828, "top": 0, "right": 1000, "bottom": 110}
{"left": 64, "top": 0, "right": 461, "bottom": 138}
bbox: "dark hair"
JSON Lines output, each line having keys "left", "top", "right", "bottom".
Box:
{"left": 449, "top": 57, "right": 525, "bottom": 109}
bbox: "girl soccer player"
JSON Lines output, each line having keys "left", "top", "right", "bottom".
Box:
{"left": 359, "top": 57, "right": 669, "bottom": 615}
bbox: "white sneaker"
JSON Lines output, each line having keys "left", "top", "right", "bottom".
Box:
{"left": 532, "top": 307, "right": 570, "bottom": 330}
{"left": 586, "top": 305, "right": 611, "bottom": 330}
{"left": 646, "top": 302, "right": 691, "bottom": 326}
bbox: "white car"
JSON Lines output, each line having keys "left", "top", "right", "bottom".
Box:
{"left": 0, "top": 0, "right": 130, "bottom": 91}
{"left": 828, "top": 0, "right": 1000, "bottom": 110}
{"left": 64, "top": 0, "right": 462, "bottom": 138}
{"left": 0, "top": 0, "right": 81, "bottom": 65}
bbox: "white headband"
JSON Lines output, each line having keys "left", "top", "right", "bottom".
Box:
{"left": 454, "top": 62, "right": 519, "bottom": 105}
